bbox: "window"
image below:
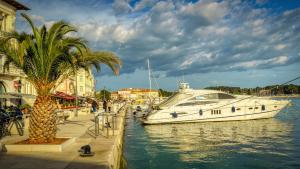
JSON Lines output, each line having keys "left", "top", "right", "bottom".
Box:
{"left": 262, "top": 105, "right": 266, "bottom": 111}
{"left": 218, "top": 93, "right": 235, "bottom": 99}
{"left": 212, "top": 109, "right": 221, "bottom": 115}
{"left": 80, "top": 76, "right": 84, "bottom": 82}
{"left": 190, "top": 93, "right": 235, "bottom": 100}
{"left": 199, "top": 109, "right": 203, "bottom": 116}
{"left": 158, "top": 93, "right": 192, "bottom": 108}
{"left": 177, "top": 101, "right": 217, "bottom": 106}
{"left": 170, "top": 112, "right": 178, "bottom": 118}
{"left": 80, "top": 86, "right": 83, "bottom": 92}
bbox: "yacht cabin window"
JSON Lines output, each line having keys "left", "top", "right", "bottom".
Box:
{"left": 158, "top": 92, "right": 192, "bottom": 107}
{"left": 190, "top": 93, "right": 235, "bottom": 100}
{"left": 177, "top": 101, "right": 217, "bottom": 106}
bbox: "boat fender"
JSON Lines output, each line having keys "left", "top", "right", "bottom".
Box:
{"left": 231, "top": 106, "right": 235, "bottom": 113}
{"left": 170, "top": 112, "right": 177, "bottom": 118}
{"left": 199, "top": 109, "right": 203, "bottom": 116}
{"left": 262, "top": 105, "right": 266, "bottom": 111}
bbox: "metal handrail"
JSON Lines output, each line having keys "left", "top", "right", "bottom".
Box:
{"left": 93, "top": 102, "right": 127, "bottom": 138}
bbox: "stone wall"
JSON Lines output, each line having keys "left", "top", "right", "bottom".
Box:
{"left": 108, "top": 104, "right": 127, "bottom": 169}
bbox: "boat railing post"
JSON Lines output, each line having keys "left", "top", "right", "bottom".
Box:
{"left": 94, "top": 114, "right": 99, "bottom": 136}
{"left": 101, "top": 112, "right": 104, "bottom": 132}
{"left": 111, "top": 114, "right": 115, "bottom": 136}
{"left": 106, "top": 113, "right": 109, "bottom": 138}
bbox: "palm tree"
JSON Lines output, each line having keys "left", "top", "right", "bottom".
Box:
{"left": 0, "top": 13, "right": 121, "bottom": 143}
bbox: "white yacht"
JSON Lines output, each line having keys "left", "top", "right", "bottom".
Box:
{"left": 142, "top": 83, "right": 291, "bottom": 124}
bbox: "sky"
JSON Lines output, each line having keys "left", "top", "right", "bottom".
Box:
{"left": 16, "top": 0, "right": 300, "bottom": 91}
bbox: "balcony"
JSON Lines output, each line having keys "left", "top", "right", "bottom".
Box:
{"left": 0, "top": 65, "right": 26, "bottom": 77}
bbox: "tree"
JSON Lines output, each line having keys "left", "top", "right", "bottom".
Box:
{"left": 158, "top": 89, "right": 173, "bottom": 97}
{"left": 95, "top": 89, "right": 111, "bottom": 101}
{"left": 0, "top": 13, "right": 121, "bottom": 143}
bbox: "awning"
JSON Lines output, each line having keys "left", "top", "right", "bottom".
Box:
{"left": 52, "top": 92, "right": 76, "bottom": 100}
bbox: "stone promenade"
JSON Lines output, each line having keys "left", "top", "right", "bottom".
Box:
{"left": 0, "top": 109, "right": 126, "bottom": 169}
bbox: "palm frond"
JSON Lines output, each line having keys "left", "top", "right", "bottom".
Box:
{"left": 0, "top": 13, "right": 121, "bottom": 96}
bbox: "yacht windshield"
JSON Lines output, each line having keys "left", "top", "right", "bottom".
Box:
{"left": 159, "top": 92, "right": 192, "bottom": 108}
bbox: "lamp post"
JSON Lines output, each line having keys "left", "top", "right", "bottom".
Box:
{"left": 75, "top": 71, "right": 78, "bottom": 117}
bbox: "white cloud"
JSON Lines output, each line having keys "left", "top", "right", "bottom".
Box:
{"left": 232, "top": 56, "right": 289, "bottom": 69}
{"left": 271, "top": 55, "right": 289, "bottom": 64}
{"left": 112, "top": 25, "right": 136, "bottom": 43}
{"left": 19, "top": 0, "right": 300, "bottom": 77}
{"left": 274, "top": 44, "right": 287, "bottom": 50}
{"left": 179, "top": 1, "right": 229, "bottom": 23}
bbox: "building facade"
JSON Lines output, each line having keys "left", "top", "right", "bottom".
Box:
{"left": 54, "top": 68, "right": 95, "bottom": 98}
{"left": 111, "top": 88, "right": 159, "bottom": 101}
{"left": 0, "top": 0, "right": 31, "bottom": 107}
{"left": 0, "top": 1, "right": 96, "bottom": 107}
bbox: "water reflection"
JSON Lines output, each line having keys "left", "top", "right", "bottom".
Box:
{"left": 144, "top": 118, "right": 293, "bottom": 162}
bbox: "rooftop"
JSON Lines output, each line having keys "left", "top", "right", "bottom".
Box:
{"left": 118, "top": 88, "right": 158, "bottom": 92}
{"left": 2, "top": 0, "right": 30, "bottom": 10}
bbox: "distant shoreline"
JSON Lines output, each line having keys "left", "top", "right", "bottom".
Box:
{"left": 262, "top": 95, "right": 300, "bottom": 98}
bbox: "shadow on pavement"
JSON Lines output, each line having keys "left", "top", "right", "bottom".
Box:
{"left": 0, "top": 152, "right": 108, "bottom": 169}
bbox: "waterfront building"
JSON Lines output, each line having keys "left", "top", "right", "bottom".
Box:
{"left": 0, "top": 0, "right": 31, "bottom": 107}
{"left": 111, "top": 88, "right": 159, "bottom": 101}
{"left": 110, "top": 92, "right": 119, "bottom": 100}
{"left": 54, "top": 68, "right": 95, "bottom": 98}
{"left": 0, "top": 1, "right": 96, "bottom": 108}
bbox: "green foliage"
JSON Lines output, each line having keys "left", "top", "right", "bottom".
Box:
{"left": 0, "top": 13, "right": 121, "bottom": 96}
{"left": 158, "top": 89, "right": 174, "bottom": 97}
{"left": 205, "top": 84, "right": 300, "bottom": 95}
{"left": 19, "top": 104, "right": 31, "bottom": 109}
{"left": 95, "top": 89, "right": 111, "bottom": 101}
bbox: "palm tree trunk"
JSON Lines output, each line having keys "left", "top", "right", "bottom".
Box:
{"left": 28, "top": 95, "right": 57, "bottom": 143}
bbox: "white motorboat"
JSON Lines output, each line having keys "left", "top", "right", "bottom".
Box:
{"left": 142, "top": 83, "right": 291, "bottom": 124}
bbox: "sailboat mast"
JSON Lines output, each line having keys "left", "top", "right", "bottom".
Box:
{"left": 147, "top": 59, "right": 152, "bottom": 99}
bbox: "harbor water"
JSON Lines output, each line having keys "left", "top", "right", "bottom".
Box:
{"left": 123, "top": 98, "right": 300, "bottom": 169}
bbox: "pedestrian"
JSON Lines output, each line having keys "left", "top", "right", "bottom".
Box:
{"left": 103, "top": 100, "right": 107, "bottom": 112}
{"left": 92, "top": 101, "right": 97, "bottom": 113}
{"left": 107, "top": 100, "right": 112, "bottom": 113}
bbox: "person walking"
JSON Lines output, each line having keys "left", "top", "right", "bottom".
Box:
{"left": 92, "top": 101, "right": 97, "bottom": 113}
{"left": 103, "top": 100, "right": 107, "bottom": 112}
{"left": 107, "top": 100, "right": 112, "bottom": 113}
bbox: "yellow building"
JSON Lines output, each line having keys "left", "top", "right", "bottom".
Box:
{"left": 112, "top": 88, "right": 159, "bottom": 102}
{"left": 54, "top": 68, "right": 95, "bottom": 98}
{"left": 0, "top": 0, "right": 31, "bottom": 107}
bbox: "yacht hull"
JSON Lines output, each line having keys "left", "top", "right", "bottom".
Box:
{"left": 143, "top": 100, "right": 290, "bottom": 125}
